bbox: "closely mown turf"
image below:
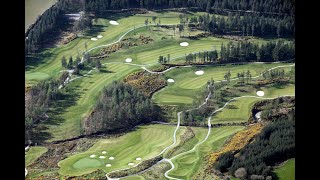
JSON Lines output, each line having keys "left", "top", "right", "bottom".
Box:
{"left": 168, "top": 126, "right": 245, "bottom": 179}
{"left": 274, "top": 158, "right": 295, "bottom": 180}
{"left": 58, "top": 124, "right": 186, "bottom": 176}
{"left": 25, "top": 146, "right": 48, "bottom": 166}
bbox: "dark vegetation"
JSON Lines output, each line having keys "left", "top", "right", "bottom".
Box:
{"left": 25, "top": 76, "right": 66, "bottom": 144}
{"left": 213, "top": 97, "right": 295, "bottom": 179}
{"left": 85, "top": 0, "right": 294, "bottom": 16}
{"left": 186, "top": 13, "right": 294, "bottom": 38}
{"left": 123, "top": 71, "right": 166, "bottom": 97}
{"left": 83, "top": 81, "right": 163, "bottom": 135}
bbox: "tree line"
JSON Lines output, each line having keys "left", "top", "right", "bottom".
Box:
{"left": 25, "top": 77, "right": 66, "bottom": 144}
{"left": 25, "top": 0, "right": 89, "bottom": 54}
{"left": 83, "top": 81, "right": 163, "bottom": 135}
{"left": 84, "top": 0, "right": 294, "bottom": 16}
{"left": 187, "top": 13, "right": 294, "bottom": 38}
{"left": 159, "top": 40, "right": 294, "bottom": 65}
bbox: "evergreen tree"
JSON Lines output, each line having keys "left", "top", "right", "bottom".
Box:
{"left": 61, "top": 56, "right": 67, "bottom": 68}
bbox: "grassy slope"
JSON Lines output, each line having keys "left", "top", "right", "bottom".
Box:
{"left": 274, "top": 158, "right": 295, "bottom": 180}
{"left": 58, "top": 124, "right": 186, "bottom": 176}
{"left": 168, "top": 126, "right": 245, "bottom": 179}
{"left": 25, "top": 146, "right": 48, "bottom": 166}
{"left": 153, "top": 63, "right": 294, "bottom": 106}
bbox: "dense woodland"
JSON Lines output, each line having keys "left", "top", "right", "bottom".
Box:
{"left": 187, "top": 13, "right": 294, "bottom": 37}
{"left": 83, "top": 81, "right": 162, "bottom": 135}
{"left": 85, "top": 0, "right": 294, "bottom": 15}
{"left": 214, "top": 113, "right": 295, "bottom": 179}
{"left": 25, "top": 76, "right": 66, "bottom": 143}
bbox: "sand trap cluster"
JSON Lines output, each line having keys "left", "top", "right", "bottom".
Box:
{"left": 256, "top": 91, "right": 265, "bottom": 97}
{"left": 97, "top": 35, "right": 103, "bottom": 38}
{"left": 128, "top": 163, "right": 134, "bottom": 166}
{"left": 106, "top": 164, "right": 112, "bottom": 167}
{"left": 136, "top": 157, "right": 142, "bottom": 161}
{"left": 195, "top": 70, "right": 204, "bottom": 75}
{"left": 102, "top": 151, "right": 107, "bottom": 154}
{"left": 109, "top": 157, "right": 115, "bottom": 160}
{"left": 91, "top": 38, "right": 97, "bottom": 41}
{"left": 125, "top": 58, "right": 132, "bottom": 63}
{"left": 90, "top": 155, "right": 96, "bottom": 158}
{"left": 180, "top": 42, "right": 189, "bottom": 46}
{"left": 167, "top": 79, "right": 175, "bottom": 83}
{"left": 99, "top": 156, "right": 106, "bottom": 159}
{"left": 110, "top": 20, "right": 119, "bottom": 25}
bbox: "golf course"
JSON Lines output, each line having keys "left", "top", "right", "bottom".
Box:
{"left": 25, "top": 1, "right": 295, "bottom": 179}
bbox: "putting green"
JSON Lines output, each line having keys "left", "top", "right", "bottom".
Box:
{"left": 58, "top": 124, "right": 186, "bottom": 176}
{"left": 73, "top": 158, "right": 103, "bottom": 169}
{"left": 25, "top": 146, "right": 48, "bottom": 166}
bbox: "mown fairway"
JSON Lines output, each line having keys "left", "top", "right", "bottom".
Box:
{"left": 168, "top": 126, "right": 244, "bottom": 179}
{"left": 25, "top": 146, "right": 48, "bottom": 166}
{"left": 274, "top": 158, "right": 295, "bottom": 180}
{"left": 153, "top": 63, "right": 294, "bottom": 106}
{"left": 58, "top": 124, "right": 186, "bottom": 176}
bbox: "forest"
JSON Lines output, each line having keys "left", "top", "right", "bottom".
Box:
{"left": 213, "top": 103, "right": 295, "bottom": 179}
{"left": 83, "top": 81, "right": 163, "bottom": 135}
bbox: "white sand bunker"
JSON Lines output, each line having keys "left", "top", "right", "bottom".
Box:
{"left": 136, "top": 157, "right": 142, "bottom": 161}
{"left": 91, "top": 38, "right": 97, "bottom": 41}
{"left": 99, "top": 156, "right": 106, "bottom": 159}
{"left": 256, "top": 91, "right": 265, "bottom": 97}
{"left": 167, "top": 79, "right": 175, "bottom": 83}
{"left": 255, "top": 111, "right": 262, "bottom": 119}
{"left": 102, "top": 151, "right": 107, "bottom": 154}
{"left": 180, "top": 42, "right": 189, "bottom": 46}
{"left": 125, "top": 58, "right": 132, "bottom": 63}
{"left": 128, "top": 163, "right": 134, "bottom": 166}
{"left": 195, "top": 70, "right": 204, "bottom": 75}
{"left": 106, "top": 164, "right": 112, "bottom": 167}
{"left": 109, "top": 157, "right": 115, "bottom": 160}
{"left": 110, "top": 20, "right": 119, "bottom": 25}
{"left": 97, "top": 35, "right": 103, "bottom": 38}
{"left": 90, "top": 155, "right": 96, "bottom": 158}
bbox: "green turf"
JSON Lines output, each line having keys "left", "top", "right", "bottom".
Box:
{"left": 121, "top": 176, "right": 145, "bottom": 180}
{"left": 25, "top": 72, "right": 50, "bottom": 81}
{"left": 25, "top": 146, "right": 48, "bottom": 166}
{"left": 153, "top": 63, "right": 294, "bottom": 106}
{"left": 72, "top": 158, "right": 103, "bottom": 169}
{"left": 168, "top": 126, "right": 245, "bottom": 179}
{"left": 274, "top": 158, "right": 295, "bottom": 180}
{"left": 58, "top": 124, "right": 186, "bottom": 176}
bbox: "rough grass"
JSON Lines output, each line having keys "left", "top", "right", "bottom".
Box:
{"left": 274, "top": 158, "right": 295, "bottom": 180}
{"left": 58, "top": 124, "right": 186, "bottom": 176}
{"left": 25, "top": 146, "right": 48, "bottom": 166}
